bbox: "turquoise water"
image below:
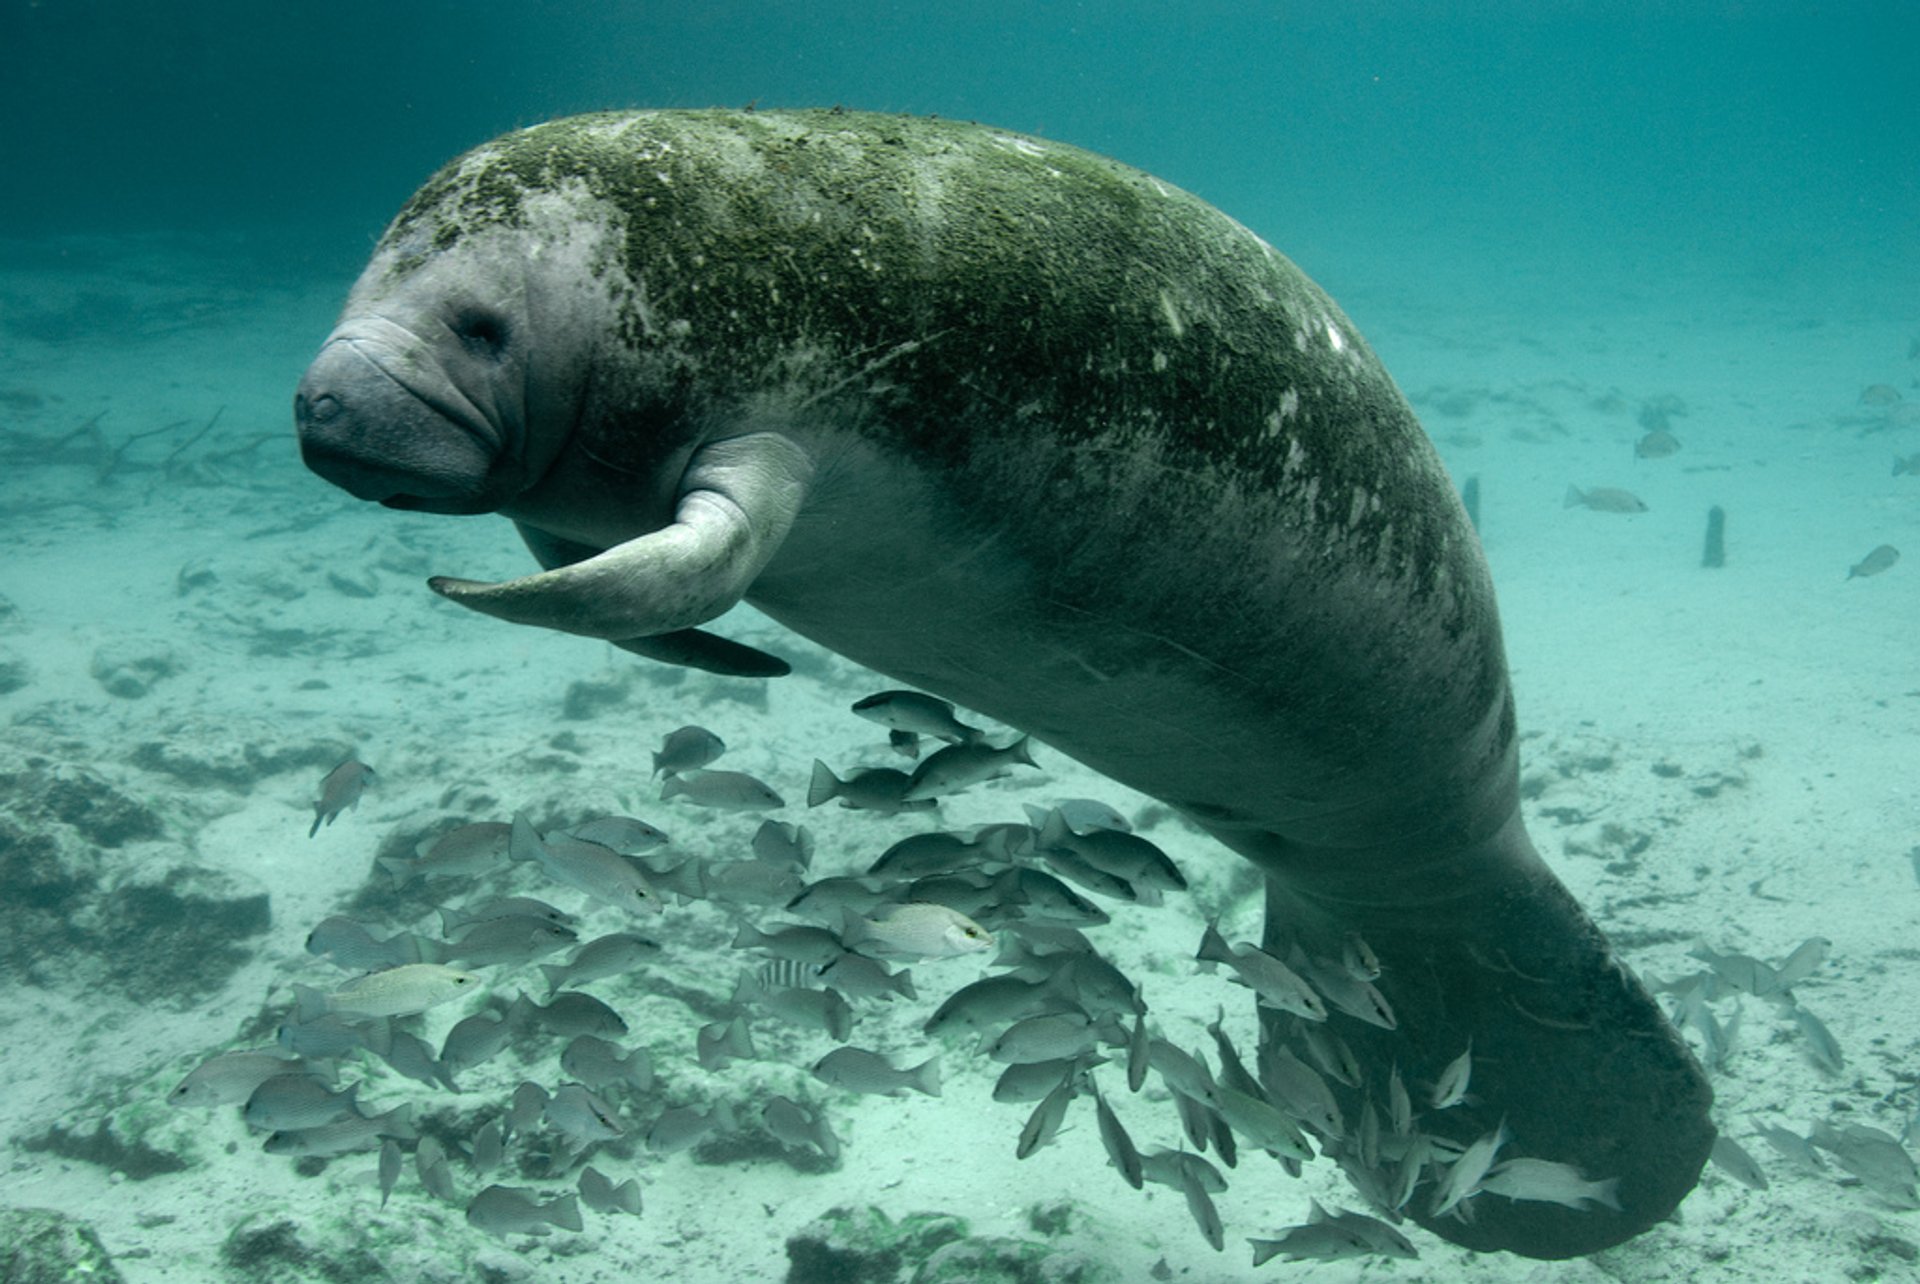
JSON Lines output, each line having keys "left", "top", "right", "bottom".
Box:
{"left": 2, "top": 4, "right": 1915, "bottom": 1281}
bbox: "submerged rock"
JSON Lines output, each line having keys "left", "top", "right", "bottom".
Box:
{"left": 0, "top": 1205, "right": 127, "bottom": 1283}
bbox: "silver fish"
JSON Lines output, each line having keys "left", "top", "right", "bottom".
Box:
{"left": 757, "top": 985, "right": 855, "bottom": 1042}
{"left": 659, "top": 768, "right": 785, "bottom": 811}
{"left": 1755, "top": 1123, "right": 1825, "bottom": 1175}
{"left": 378, "top": 1138, "right": 402, "bottom": 1207}
{"left": 309, "top": 758, "right": 373, "bottom": 837}
{"left": 1773, "top": 936, "right": 1830, "bottom": 992}
{"left": 807, "top": 760, "right": 938, "bottom": 814}
{"left": 733, "top": 922, "right": 847, "bottom": 966}
{"left": 763, "top": 1095, "right": 841, "bottom": 1160}
{"left": 1710, "top": 1133, "right": 1770, "bottom": 1191}
{"left": 992, "top": 1056, "right": 1102, "bottom": 1104}
{"left": 511, "top": 991, "right": 628, "bottom": 1039}
{"left": 1017, "top": 1074, "right": 1077, "bottom": 1159}
{"left": 1258, "top": 1044, "right": 1343, "bottom": 1140}
{"left": 844, "top": 902, "right": 994, "bottom": 961}
{"left": 850, "top": 690, "right": 983, "bottom": 744}
{"left": 812, "top": 1047, "right": 941, "bottom": 1097}
{"left": 924, "top": 974, "right": 1068, "bottom": 1040}
{"left": 1794, "top": 1006, "right": 1845, "bottom": 1074}
{"left": 653, "top": 724, "right": 726, "bottom": 777}
{"left": 751, "top": 819, "right": 813, "bottom": 870}
{"left": 1810, "top": 1121, "right": 1919, "bottom": 1207}
{"left": 696, "top": 1014, "right": 757, "bottom": 1071}
{"left": 1480, "top": 1157, "right": 1621, "bottom": 1211}
{"left": 1431, "top": 1121, "right": 1509, "bottom": 1218}
{"left": 1564, "top": 484, "right": 1648, "bottom": 513}
{"left": 578, "top": 1166, "right": 643, "bottom": 1215}
{"left": 511, "top": 813, "right": 662, "bottom": 917}
{"left": 170, "top": 1050, "right": 320, "bottom": 1109}
{"left": 1141, "top": 1147, "right": 1226, "bottom": 1194}
{"left": 1034, "top": 809, "right": 1185, "bottom": 892}
{"left": 1249, "top": 1200, "right": 1418, "bottom": 1264}
{"left": 439, "top": 897, "right": 574, "bottom": 936}
{"left": 1430, "top": 1041, "right": 1472, "bottom": 1109}
{"left": 295, "top": 963, "right": 479, "bottom": 1021}
{"left": 561, "top": 1035, "right": 653, "bottom": 1092}
{"left": 305, "top": 916, "right": 427, "bottom": 971}
{"left": 990, "top": 1012, "right": 1102, "bottom": 1065}
{"left": 417, "top": 1136, "right": 458, "bottom": 1203}
{"left": 473, "top": 1118, "right": 503, "bottom": 1175}
{"left": 868, "top": 830, "right": 1003, "bottom": 880}
{"left": 816, "top": 952, "right": 916, "bottom": 1002}
{"left": 1023, "top": 798, "right": 1132, "bottom": 834}
{"left": 440, "top": 1012, "right": 512, "bottom": 1075}
{"left": 379, "top": 821, "right": 511, "bottom": 885}
{"left": 545, "top": 1084, "right": 625, "bottom": 1143}
{"left": 1181, "top": 1158, "right": 1226, "bottom": 1251}
{"left": 507, "top": 1082, "right": 550, "bottom": 1138}
{"left": 278, "top": 1013, "right": 381, "bottom": 1060}
{"left": 1196, "top": 925, "right": 1326, "bottom": 1022}
{"left": 264, "top": 1103, "right": 414, "bottom": 1157}
{"left": 901, "top": 735, "right": 1040, "bottom": 802}
{"left": 565, "top": 815, "right": 670, "bottom": 853}
{"left": 466, "top": 1185, "right": 582, "bottom": 1236}
{"left": 1093, "top": 1086, "right": 1143, "bottom": 1189}
{"left": 1634, "top": 428, "right": 1680, "bottom": 459}
{"left": 439, "top": 916, "right": 577, "bottom": 967}
{"left": 1214, "top": 1083, "right": 1314, "bottom": 1161}
{"left": 646, "top": 1102, "right": 733, "bottom": 1154}
{"left": 243, "top": 1074, "right": 361, "bottom": 1131}
{"left": 539, "top": 931, "right": 663, "bottom": 995}
{"left": 375, "top": 1029, "right": 455, "bottom": 1092}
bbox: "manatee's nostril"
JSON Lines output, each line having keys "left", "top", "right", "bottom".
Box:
{"left": 304, "top": 393, "right": 342, "bottom": 424}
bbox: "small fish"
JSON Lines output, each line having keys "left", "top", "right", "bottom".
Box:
{"left": 1755, "top": 1123, "right": 1825, "bottom": 1175}
{"left": 1248, "top": 1200, "right": 1418, "bottom": 1264}
{"left": 510, "top": 813, "right": 661, "bottom": 917}
{"left": 1017, "top": 1074, "right": 1077, "bottom": 1159}
{"left": 1180, "top": 1159, "right": 1226, "bottom": 1251}
{"left": 900, "top": 735, "right": 1041, "bottom": 802}
{"left": 379, "top": 821, "right": 513, "bottom": 886}
{"left": 578, "top": 1166, "right": 643, "bottom": 1216}
{"left": 561, "top": 1035, "right": 654, "bottom": 1092}
{"left": 545, "top": 1084, "right": 625, "bottom": 1143}
{"left": 1810, "top": 1122, "right": 1919, "bottom": 1207}
{"left": 472, "top": 1118, "right": 503, "bottom": 1174}
{"left": 1093, "top": 1085, "right": 1143, "bottom": 1188}
{"left": 1848, "top": 544, "right": 1900, "bottom": 579}
{"left": 375, "top": 1029, "right": 456, "bottom": 1092}
{"left": 1794, "top": 1006, "right": 1845, "bottom": 1074}
{"left": 646, "top": 1102, "right": 733, "bottom": 1154}
{"left": 1861, "top": 383, "right": 1903, "bottom": 406}
{"left": 1773, "top": 936, "right": 1830, "bottom": 992}
{"left": 756, "top": 984, "right": 855, "bottom": 1042}
{"left": 1195, "top": 925, "right": 1326, "bottom": 1022}
{"left": 1340, "top": 933, "right": 1381, "bottom": 982}
{"left": 263, "top": 1103, "right": 414, "bottom": 1157}
{"left": 1710, "top": 1133, "right": 1770, "bottom": 1191}
{"left": 1147, "top": 1038, "right": 1221, "bottom": 1108}
{"left": 170, "top": 1050, "right": 319, "bottom": 1109}
{"left": 511, "top": 991, "right": 628, "bottom": 1039}
{"left": 1141, "top": 1147, "right": 1226, "bottom": 1194}
{"left": 305, "top": 917, "right": 428, "bottom": 971}
{"left": 1634, "top": 428, "right": 1680, "bottom": 459}
{"left": 733, "top": 922, "right": 847, "bottom": 967}
{"left": 440, "top": 1012, "right": 512, "bottom": 1075}
{"left": 438, "top": 916, "right": 577, "bottom": 968}
{"left": 1213, "top": 1083, "right": 1314, "bottom": 1161}
{"left": 309, "top": 758, "right": 373, "bottom": 837}
{"left": 1430, "top": 1042, "right": 1472, "bottom": 1110}
{"left": 1035, "top": 809, "right": 1185, "bottom": 892}
{"left": 1431, "top": 1121, "right": 1509, "bottom": 1218}
{"left": 816, "top": 952, "right": 917, "bottom": 1002}
{"left": 653, "top": 724, "right": 726, "bottom": 777}
{"left": 294, "top": 963, "right": 479, "bottom": 1021}
{"left": 1258, "top": 1044, "right": 1343, "bottom": 1140}
{"left": 243, "top": 1074, "right": 362, "bottom": 1131}
{"left": 659, "top": 768, "right": 785, "bottom": 811}
{"left": 850, "top": 690, "right": 983, "bottom": 745}
{"left": 1480, "top": 1157, "right": 1621, "bottom": 1211}
{"left": 992, "top": 1055, "right": 1101, "bottom": 1104}
{"left": 1024, "top": 799, "right": 1132, "bottom": 835}
{"left": 565, "top": 815, "right": 670, "bottom": 853}
{"left": 417, "top": 1136, "right": 459, "bottom": 1203}
{"left": 1387, "top": 1066, "right": 1413, "bottom": 1137}
{"left": 696, "top": 1014, "right": 758, "bottom": 1071}
{"left": 378, "top": 1138, "right": 402, "bottom": 1207}
{"left": 438, "top": 897, "right": 573, "bottom": 936}
{"left": 812, "top": 1046, "right": 941, "bottom": 1097}
{"left": 751, "top": 819, "right": 813, "bottom": 870}
{"left": 763, "top": 1095, "right": 841, "bottom": 1160}
{"left": 807, "top": 760, "right": 938, "bottom": 814}
{"left": 843, "top": 902, "right": 994, "bottom": 961}
{"left": 990, "top": 1012, "right": 1103, "bottom": 1065}
{"left": 278, "top": 1013, "right": 381, "bottom": 1060}
{"left": 539, "top": 931, "right": 663, "bottom": 995}
{"left": 1564, "top": 484, "right": 1648, "bottom": 513}
{"left": 507, "top": 1081, "right": 550, "bottom": 1138}
{"left": 466, "top": 1185, "right": 582, "bottom": 1237}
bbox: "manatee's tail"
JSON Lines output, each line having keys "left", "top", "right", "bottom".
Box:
{"left": 1234, "top": 816, "right": 1713, "bottom": 1259}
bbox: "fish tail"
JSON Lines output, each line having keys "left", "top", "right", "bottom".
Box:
{"left": 546, "top": 1193, "right": 583, "bottom": 1233}
{"left": 538, "top": 963, "right": 567, "bottom": 997}
{"left": 292, "top": 984, "right": 331, "bottom": 1024}
{"left": 909, "top": 1056, "right": 943, "bottom": 1097}
{"left": 806, "top": 760, "right": 842, "bottom": 808}
{"left": 1563, "top": 484, "right": 1586, "bottom": 509}
{"left": 1008, "top": 735, "right": 1038, "bottom": 768}
{"left": 308, "top": 807, "right": 324, "bottom": 839}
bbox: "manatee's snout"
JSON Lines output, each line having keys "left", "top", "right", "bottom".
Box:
{"left": 295, "top": 331, "right": 506, "bottom": 515}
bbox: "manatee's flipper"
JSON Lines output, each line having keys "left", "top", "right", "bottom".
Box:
{"left": 611, "top": 631, "right": 790, "bottom": 678}
{"left": 1232, "top": 816, "right": 1712, "bottom": 1259}
{"left": 513, "top": 522, "right": 789, "bottom": 677}
{"left": 431, "top": 432, "right": 813, "bottom": 639}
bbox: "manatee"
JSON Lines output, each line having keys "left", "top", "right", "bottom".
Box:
{"left": 294, "top": 109, "right": 1713, "bottom": 1257}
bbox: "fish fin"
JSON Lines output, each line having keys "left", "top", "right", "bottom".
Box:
{"left": 910, "top": 1057, "right": 943, "bottom": 1098}
{"left": 546, "top": 1193, "right": 583, "bottom": 1233}
{"left": 292, "top": 984, "right": 330, "bottom": 1024}
{"left": 1563, "top": 484, "right": 1586, "bottom": 509}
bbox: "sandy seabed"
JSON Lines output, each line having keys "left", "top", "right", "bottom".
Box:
{"left": 0, "top": 226, "right": 1914, "bottom": 1284}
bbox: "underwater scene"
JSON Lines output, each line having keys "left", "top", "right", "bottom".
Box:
{"left": 1, "top": 2, "right": 1915, "bottom": 1281}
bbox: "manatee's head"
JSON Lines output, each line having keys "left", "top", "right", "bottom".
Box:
{"left": 296, "top": 140, "right": 638, "bottom": 518}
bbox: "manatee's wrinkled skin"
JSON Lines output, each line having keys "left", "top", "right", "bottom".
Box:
{"left": 296, "top": 110, "right": 1712, "bottom": 1257}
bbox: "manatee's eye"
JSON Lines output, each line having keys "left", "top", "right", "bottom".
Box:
{"left": 452, "top": 308, "right": 511, "bottom": 357}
